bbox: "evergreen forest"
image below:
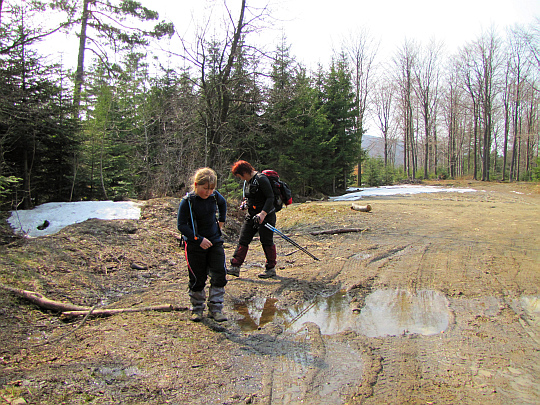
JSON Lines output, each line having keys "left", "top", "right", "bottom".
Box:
{"left": 1, "top": 0, "right": 539, "bottom": 210}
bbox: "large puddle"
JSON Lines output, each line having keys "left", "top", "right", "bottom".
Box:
{"left": 234, "top": 289, "right": 451, "bottom": 337}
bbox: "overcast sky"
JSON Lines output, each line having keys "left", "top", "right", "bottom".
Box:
{"left": 149, "top": 0, "right": 540, "bottom": 69}
{"left": 45, "top": 0, "right": 540, "bottom": 71}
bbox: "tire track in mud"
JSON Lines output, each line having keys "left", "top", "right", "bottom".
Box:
{"left": 342, "top": 241, "right": 427, "bottom": 292}
{"left": 338, "top": 236, "right": 461, "bottom": 404}
{"left": 318, "top": 239, "right": 411, "bottom": 403}
{"left": 260, "top": 240, "right": 430, "bottom": 405}
{"left": 355, "top": 238, "right": 540, "bottom": 405}
{"left": 351, "top": 242, "right": 435, "bottom": 404}
{"left": 258, "top": 323, "right": 379, "bottom": 405}
{"left": 254, "top": 193, "right": 538, "bottom": 404}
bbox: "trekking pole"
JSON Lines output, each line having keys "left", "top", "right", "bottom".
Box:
{"left": 264, "top": 223, "right": 320, "bottom": 261}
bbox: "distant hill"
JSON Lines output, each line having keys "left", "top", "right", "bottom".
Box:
{"left": 361, "top": 134, "right": 403, "bottom": 165}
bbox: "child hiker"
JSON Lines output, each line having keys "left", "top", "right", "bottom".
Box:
{"left": 177, "top": 168, "right": 228, "bottom": 322}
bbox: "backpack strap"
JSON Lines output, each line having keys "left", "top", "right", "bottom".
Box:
{"left": 244, "top": 172, "right": 262, "bottom": 198}
{"left": 183, "top": 192, "right": 199, "bottom": 241}
{"left": 182, "top": 191, "right": 219, "bottom": 242}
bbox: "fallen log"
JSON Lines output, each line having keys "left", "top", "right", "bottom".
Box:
{"left": 0, "top": 284, "right": 90, "bottom": 312}
{"left": 351, "top": 203, "right": 372, "bottom": 212}
{"left": 309, "top": 228, "right": 369, "bottom": 236}
{"left": 1, "top": 284, "right": 188, "bottom": 319}
{"left": 60, "top": 304, "right": 187, "bottom": 319}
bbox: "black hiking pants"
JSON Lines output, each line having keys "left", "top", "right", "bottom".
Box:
{"left": 185, "top": 241, "right": 227, "bottom": 292}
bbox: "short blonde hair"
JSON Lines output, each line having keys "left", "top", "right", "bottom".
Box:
{"left": 191, "top": 167, "right": 217, "bottom": 191}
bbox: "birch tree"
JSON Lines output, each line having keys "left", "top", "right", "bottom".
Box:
{"left": 372, "top": 71, "right": 395, "bottom": 167}
{"left": 394, "top": 40, "right": 418, "bottom": 178}
{"left": 414, "top": 40, "right": 442, "bottom": 178}
{"left": 343, "top": 28, "right": 378, "bottom": 185}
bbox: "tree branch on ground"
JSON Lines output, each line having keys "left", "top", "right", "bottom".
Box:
{"left": 0, "top": 284, "right": 187, "bottom": 319}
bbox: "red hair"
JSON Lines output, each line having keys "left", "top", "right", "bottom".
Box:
{"left": 231, "top": 160, "right": 254, "bottom": 176}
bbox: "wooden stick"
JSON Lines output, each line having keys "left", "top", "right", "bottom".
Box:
{"left": 1, "top": 284, "right": 90, "bottom": 312}
{"left": 351, "top": 203, "right": 372, "bottom": 212}
{"left": 309, "top": 228, "right": 369, "bottom": 236}
{"left": 60, "top": 304, "right": 187, "bottom": 319}
{"left": 1, "top": 284, "right": 187, "bottom": 319}
{"left": 33, "top": 305, "right": 97, "bottom": 347}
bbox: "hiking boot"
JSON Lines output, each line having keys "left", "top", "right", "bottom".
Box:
{"left": 208, "top": 311, "right": 228, "bottom": 322}
{"left": 258, "top": 267, "right": 276, "bottom": 279}
{"left": 190, "top": 310, "right": 204, "bottom": 322}
{"left": 227, "top": 266, "right": 240, "bottom": 277}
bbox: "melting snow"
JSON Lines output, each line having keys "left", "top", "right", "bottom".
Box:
{"left": 7, "top": 201, "right": 142, "bottom": 238}
{"left": 7, "top": 185, "right": 479, "bottom": 238}
{"left": 331, "top": 184, "right": 479, "bottom": 201}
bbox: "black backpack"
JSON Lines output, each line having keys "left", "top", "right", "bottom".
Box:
{"left": 261, "top": 170, "right": 292, "bottom": 212}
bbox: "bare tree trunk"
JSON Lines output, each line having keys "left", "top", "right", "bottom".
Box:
{"left": 344, "top": 30, "right": 378, "bottom": 186}
{"left": 510, "top": 108, "right": 519, "bottom": 181}
{"left": 204, "top": 0, "right": 247, "bottom": 169}
{"left": 414, "top": 41, "right": 442, "bottom": 180}
{"left": 525, "top": 98, "right": 535, "bottom": 179}
{"left": 409, "top": 103, "right": 416, "bottom": 178}
{"left": 403, "top": 112, "right": 408, "bottom": 174}
{"left": 501, "top": 59, "right": 512, "bottom": 181}
{"left": 502, "top": 99, "right": 510, "bottom": 181}
{"left": 473, "top": 104, "right": 478, "bottom": 180}
{"left": 433, "top": 126, "right": 438, "bottom": 176}
{"left": 395, "top": 41, "right": 417, "bottom": 179}
{"left": 73, "top": 0, "right": 91, "bottom": 117}
{"left": 373, "top": 79, "right": 393, "bottom": 168}
{"left": 517, "top": 118, "right": 522, "bottom": 180}
{"left": 423, "top": 117, "right": 429, "bottom": 179}
{"left": 482, "top": 112, "right": 492, "bottom": 181}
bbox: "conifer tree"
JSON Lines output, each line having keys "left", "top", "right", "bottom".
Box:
{"left": 262, "top": 37, "right": 297, "bottom": 169}
{"left": 66, "top": 0, "right": 174, "bottom": 116}
{"left": 322, "top": 53, "right": 358, "bottom": 192}
{"left": 263, "top": 40, "right": 335, "bottom": 195}
{"left": 285, "top": 70, "right": 334, "bottom": 196}
{"left": 0, "top": 1, "right": 78, "bottom": 208}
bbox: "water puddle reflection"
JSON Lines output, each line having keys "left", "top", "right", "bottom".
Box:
{"left": 234, "top": 297, "right": 279, "bottom": 331}
{"left": 234, "top": 289, "right": 451, "bottom": 337}
{"left": 354, "top": 289, "right": 450, "bottom": 337}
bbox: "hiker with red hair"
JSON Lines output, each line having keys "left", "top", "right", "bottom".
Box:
{"left": 229, "top": 160, "right": 277, "bottom": 279}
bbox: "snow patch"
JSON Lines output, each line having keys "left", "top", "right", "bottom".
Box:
{"left": 7, "top": 201, "right": 142, "bottom": 238}
{"left": 331, "top": 185, "right": 479, "bottom": 201}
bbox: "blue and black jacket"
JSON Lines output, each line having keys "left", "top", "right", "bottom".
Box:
{"left": 177, "top": 191, "right": 227, "bottom": 246}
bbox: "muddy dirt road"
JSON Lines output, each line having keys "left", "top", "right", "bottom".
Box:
{"left": 1, "top": 181, "right": 539, "bottom": 404}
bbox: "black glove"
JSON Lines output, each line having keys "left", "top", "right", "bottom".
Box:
{"left": 252, "top": 214, "right": 261, "bottom": 229}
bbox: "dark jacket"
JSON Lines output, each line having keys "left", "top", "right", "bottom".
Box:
{"left": 244, "top": 173, "right": 274, "bottom": 216}
{"left": 177, "top": 191, "right": 227, "bottom": 245}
